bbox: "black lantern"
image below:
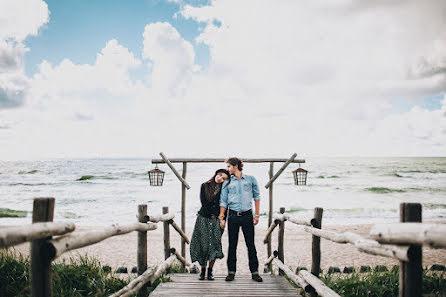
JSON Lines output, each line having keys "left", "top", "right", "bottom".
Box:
{"left": 148, "top": 165, "right": 165, "bottom": 186}
{"left": 293, "top": 166, "right": 308, "bottom": 186}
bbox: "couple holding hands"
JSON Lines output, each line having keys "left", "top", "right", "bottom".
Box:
{"left": 189, "top": 157, "right": 263, "bottom": 282}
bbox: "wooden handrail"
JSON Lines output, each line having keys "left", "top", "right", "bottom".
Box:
{"left": 45, "top": 222, "right": 157, "bottom": 260}
{"left": 169, "top": 220, "right": 190, "bottom": 244}
{"left": 0, "top": 222, "right": 75, "bottom": 248}
{"left": 303, "top": 226, "right": 412, "bottom": 262}
{"left": 370, "top": 223, "right": 446, "bottom": 249}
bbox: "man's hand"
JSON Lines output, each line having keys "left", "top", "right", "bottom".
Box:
{"left": 220, "top": 218, "right": 226, "bottom": 229}
{"left": 253, "top": 215, "right": 259, "bottom": 225}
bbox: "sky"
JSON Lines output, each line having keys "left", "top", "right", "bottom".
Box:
{"left": 0, "top": 0, "right": 445, "bottom": 160}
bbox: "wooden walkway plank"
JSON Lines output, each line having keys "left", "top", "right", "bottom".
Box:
{"left": 150, "top": 274, "right": 301, "bottom": 297}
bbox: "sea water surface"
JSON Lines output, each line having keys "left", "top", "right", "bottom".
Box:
{"left": 0, "top": 157, "right": 445, "bottom": 227}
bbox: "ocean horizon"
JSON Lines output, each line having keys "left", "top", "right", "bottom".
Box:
{"left": 1, "top": 157, "right": 445, "bottom": 228}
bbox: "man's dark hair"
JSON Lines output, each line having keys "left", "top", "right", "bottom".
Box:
{"left": 226, "top": 157, "right": 243, "bottom": 171}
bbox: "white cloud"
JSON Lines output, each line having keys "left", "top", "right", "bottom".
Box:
{"left": 1, "top": 0, "right": 446, "bottom": 159}
{"left": 0, "top": 0, "right": 49, "bottom": 110}
{"left": 142, "top": 22, "right": 197, "bottom": 98}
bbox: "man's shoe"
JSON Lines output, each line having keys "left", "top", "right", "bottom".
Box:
{"left": 225, "top": 274, "right": 235, "bottom": 281}
{"left": 252, "top": 274, "right": 263, "bottom": 282}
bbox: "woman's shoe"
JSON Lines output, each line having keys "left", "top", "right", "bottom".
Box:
{"left": 199, "top": 267, "right": 206, "bottom": 280}
{"left": 207, "top": 267, "right": 214, "bottom": 280}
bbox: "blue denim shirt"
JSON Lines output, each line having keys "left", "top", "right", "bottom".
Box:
{"left": 220, "top": 174, "right": 260, "bottom": 212}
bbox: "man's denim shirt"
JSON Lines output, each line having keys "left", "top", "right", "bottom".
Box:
{"left": 220, "top": 174, "right": 260, "bottom": 212}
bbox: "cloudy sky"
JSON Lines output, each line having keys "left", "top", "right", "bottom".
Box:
{"left": 0, "top": 0, "right": 445, "bottom": 160}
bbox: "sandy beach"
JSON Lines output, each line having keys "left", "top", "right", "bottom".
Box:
{"left": 8, "top": 222, "right": 446, "bottom": 275}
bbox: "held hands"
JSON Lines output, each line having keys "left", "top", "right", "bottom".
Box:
{"left": 219, "top": 218, "right": 226, "bottom": 229}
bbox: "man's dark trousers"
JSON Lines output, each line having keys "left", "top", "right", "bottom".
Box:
{"left": 227, "top": 211, "right": 259, "bottom": 274}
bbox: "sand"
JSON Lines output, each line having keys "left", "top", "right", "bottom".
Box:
{"left": 7, "top": 222, "right": 446, "bottom": 275}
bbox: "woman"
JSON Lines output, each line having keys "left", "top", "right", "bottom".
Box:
{"left": 190, "top": 169, "right": 230, "bottom": 280}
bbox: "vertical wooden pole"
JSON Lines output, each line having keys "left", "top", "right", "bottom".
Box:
{"left": 137, "top": 204, "right": 148, "bottom": 297}
{"left": 310, "top": 207, "right": 323, "bottom": 297}
{"left": 267, "top": 162, "right": 274, "bottom": 271}
{"left": 278, "top": 207, "right": 285, "bottom": 275}
{"left": 163, "top": 206, "right": 170, "bottom": 260}
{"left": 181, "top": 162, "right": 187, "bottom": 265}
{"left": 30, "top": 197, "right": 55, "bottom": 297}
{"left": 399, "top": 203, "right": 422, "bottom": 297}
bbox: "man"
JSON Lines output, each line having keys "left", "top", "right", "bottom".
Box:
{"left": 219, "top": 157, "right": 263, "bottom": 282}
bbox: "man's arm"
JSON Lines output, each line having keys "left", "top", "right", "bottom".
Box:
{"left": 252, "top": 177, "right": 260, "bottom": 225}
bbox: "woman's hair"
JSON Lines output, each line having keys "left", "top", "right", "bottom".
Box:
{"left": 203, "top": 169, "right": 230, "bottom": 202}
{"left": 225, "top": 157, "right": 243, "bottom": 171}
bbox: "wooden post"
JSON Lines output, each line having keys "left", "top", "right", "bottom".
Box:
{"left": 181, "top": 162, "right": 187, "bottom": 265}
{"left": 137, "top": 205, "right": 148, "bottom": 297}
{"left": 267, "top": 162, "right": 274, "bottom": 271}
{"left": 30, "top": 198, "right": 55, "bottom": 297}
{"left": 278, "top": 207, "right": 285, "bottom": 275}
{"left": 163, "top": 207, "right": 170, "bottom": 260}
{"left": 310, "top": 207, "right": 323, "bottom": 297}
{"left": 399, "top": 203, "right": 422, "bottom": 297}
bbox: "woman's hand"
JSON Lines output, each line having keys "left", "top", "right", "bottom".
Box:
{"left": 219, "top": 218, "right": 226, "bottom": 229}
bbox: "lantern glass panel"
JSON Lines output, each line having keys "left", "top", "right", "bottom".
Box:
{"left": 148, "top": 168, "right": 165, "bottom": 186}
{"left": 293, "top": 168, "right": 307, "bottom": 186}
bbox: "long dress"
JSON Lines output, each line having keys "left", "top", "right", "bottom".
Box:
{"left": 190, "top": 183, "right": 224, "bottom": 266}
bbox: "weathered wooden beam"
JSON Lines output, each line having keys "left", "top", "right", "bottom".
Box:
{"left": 300, "top": 270, "right": 341, "bottom": 297}
{"left": 272, "top": 256, "right": 312, "bottom": 293}
{"left": 149, "top": 254, "right": 177, "bottom": 283}
{"left": 181, "top": 162, "right": 187, "bottom": 263}
{"left": 30, "top": 197, "right": 55, "bottom": 297}
{"left": 310, "top": 207, "right": 323, "bottom": 297}
{"left": 137, "top": 205, "right": 148, "bottom": 297}
{"left": 370, "top": 223, "right": 446, "bottom": 249}
{"left": 278, "top": 207, "right": 285, "bottom": 276}
{"left": 163, "top": 207, "right": 170, "bottom": 260}
{"left": 152, "top": 158, "right": 306, "bottom": 164}
{"left": 399, "top": 203, "right": 422, "bottom": 297}
{"left": 303, "top": 226, "right": 412, "bottom": 262}
{"left": 263, "top": 220, "right": 279, "bottom": 244}
{"left": 169, "top": 220, "right": 190, "bottom": 244}
{"left": 265, "top": 153, "right": 297, "bottom": 189}
{"left": 264, "top": 253, "right": 276, "bottom": 266}
{"left": 170, "top": 248, "right": 191, "bottom": 267}
{"left": 267, "top": 162, "right": 274, "bottom": 269}
{"left": 285, "top": 215, "right": 315, "bottom": 227}
{"left": 159, "top": 152, "right": 191, "bottom": 189}
{"left": 0, "top": 222, "right": 75, "bottom": 249}
{"left": 108, "top": 267, "right": 157, "bottom": 297}
{"left": 45, "top": 222, "right": 157, "bottom": 260}
{"left": 145, "top": 212, "right": 175, "bottom": 223}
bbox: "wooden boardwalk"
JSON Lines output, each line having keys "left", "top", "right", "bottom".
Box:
{"left": 150, "top": 273, "right": 301, "bottom": 297}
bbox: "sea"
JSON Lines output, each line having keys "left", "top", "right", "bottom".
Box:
{"left": 0, "top": 157, "right": 445, "bottom": 228}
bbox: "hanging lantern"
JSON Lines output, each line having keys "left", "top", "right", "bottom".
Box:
{"left": 148, "top": 165, "right": 165, "bottom": 186}
{"left": 293, "top": 166, "right": 308, "bottom": 186}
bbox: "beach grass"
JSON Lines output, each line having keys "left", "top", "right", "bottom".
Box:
{"left": 0, "top": 250, "right": 172, "bottom": 297}
{"left": 284, "top": 266, "right": 445, "bottom": 297}
{"left": 321, "top": 268, "right": 446, "bottom": 297}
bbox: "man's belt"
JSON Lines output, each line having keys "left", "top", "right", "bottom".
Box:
{"left": 229, "top": 209, "right": 252, "bottom": 216}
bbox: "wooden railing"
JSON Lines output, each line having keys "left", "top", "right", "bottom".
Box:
{"left": 0, "top": 197, "right": 191, "bottom": 297}
{"left": 264, "top": 203, "right": 446, "bottom": 297}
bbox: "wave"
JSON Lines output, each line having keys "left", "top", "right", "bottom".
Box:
{"left": 8, "top": 182, "right": 51, "bottom": 186}
{"left": 76, "top": 175, "right": 119, "bottom": 181}
{"left": 423, "top": 203, "right": 446, "bottom": 210}
{"left": 316, "top": 175, "right": 340, "bottom": 179}
{"left": 0, "top": 208, "right": 28, "bottom": 218}
{"left": 365, "top": 187, "right": 406, "bottom": 194}
{"left": 18, "top": 170, "right": 39, "bottom": 174}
